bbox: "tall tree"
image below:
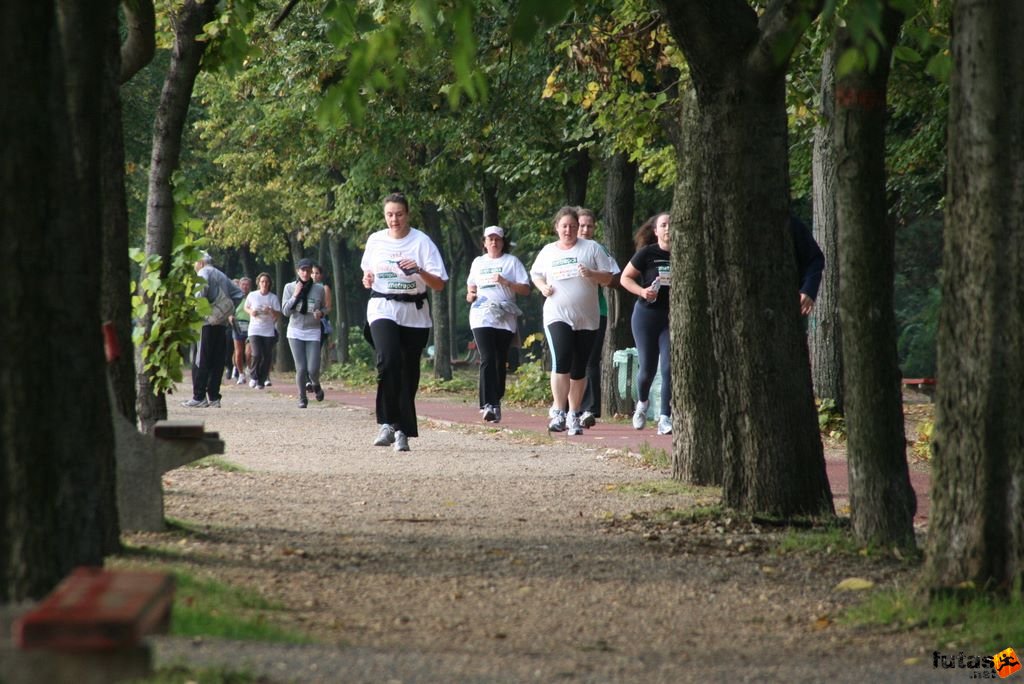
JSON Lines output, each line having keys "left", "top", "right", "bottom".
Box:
{"left": 1, "top": 0, "right": 119, "bottom": 600}
{"left": 656, "top": 0, "right": 833, "bottom": 516}
{"left": 926, "top": 0, "right": 1024, "bottom": 592}
{"left": 810, "top": 45, "right": 844, "bottom": 411}
{"left": 136, "top": 0, "right": 219, "bottom": 432}
{"left": 671, "top": 89, "right": 723, "bottom": 485}
{"left": 834, "top": 4, "right": 916, "bottom": 547}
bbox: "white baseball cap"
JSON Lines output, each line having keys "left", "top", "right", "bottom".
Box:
{"left": 483, "top": 226, "right": 504, "bottom": 238}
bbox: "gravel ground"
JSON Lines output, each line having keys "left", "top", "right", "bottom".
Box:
{"left": 125, "top": 378, "right": 948, "bottom": 683}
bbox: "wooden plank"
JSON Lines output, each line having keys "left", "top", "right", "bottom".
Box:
{"left": 152, "top": 420, "right": 205, "bottom": 440}
{"left": 13, "top": 567, "right": 174, "bottom": 650}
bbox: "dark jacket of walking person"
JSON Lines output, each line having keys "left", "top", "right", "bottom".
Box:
{"left": 361, "top": 192, "right": 448, "bottom": 452}
{"left": 183, "top": 253, "right": 244, "bottom": 408}
{"left": 791, "top": 215, "right": 825, "bottom": 316}
{"left": 466, "top": 225, "right": 530, "bottom": 424}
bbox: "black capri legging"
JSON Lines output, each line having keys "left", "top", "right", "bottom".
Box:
{"left": 544, "top": 321, "right": 597, "bottom": 380}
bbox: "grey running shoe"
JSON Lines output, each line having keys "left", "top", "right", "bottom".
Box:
{"left": 208, "top": 399, "right": 221, "bottom": 408}
{"left": 314, "top": 384, "right": 325, "bottom": 402}
{"left": 548, "top": 409, "right": 567, "bottom": 432}
{"left": 265, "top": 379, "right": 272, "bottom": 387}
{"left": 482, "top": 405, "right": 497, "bottom": 422}
{"left": 632, "top": 401, "right": 649, "bottom": 430}
{"left": 656, "top": 414, "right": 673, "bottom": 435}
{"left": 181, "top": 398, "right": 208, "bottom": 408}
{"left": 580, "top": 411, "right": 596, "bottom": 428}
{"left": 567, "top": 412, "right": 583, "bottom": 436}
{"left": 373, "top": 424, "right": 396, "bottom": 447}
{"left": 393, "top": 430, "right": 410, "bottom": 452}
{"left": 249, "top": 378, "right": 257, "bottom": 388}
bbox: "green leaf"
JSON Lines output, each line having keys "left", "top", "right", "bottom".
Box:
{"left": 893, "top": 45, "right": 922, "bottom": 63}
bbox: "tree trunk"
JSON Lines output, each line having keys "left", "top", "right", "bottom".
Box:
{"left": 658, "top": 1, "right": 833, "bottom": 517}
{"left": 275, "top": 259, "right": 295, "bottom": 373}
{"left": 422, "top": 201, "right": 451, "bottom": 380}
{"left": 810, "top": 46, "right": 844, "bottom": 411}
{"left": 834, "top": 13, "right": 916, "bottom": 548}
{"left": 926, "top": 0, "right": 1024, "bottom": 592}
{"left": 136, "top": 0, "right": 218, "bottom": 433}
{"left": 601, "top": 152, "right": 638, "bottom": 417}
{"left": 330, "top": 236, "right": 350, "bottom": 364}
{"left": 102, "top": 11, "right": 139, "bottom": 426}
{"left": 671, "top": 88, "right": 723, "bottom": 485}
{"left": 482, "top": 181, "right": 499, "bottom": 227}
{"left": 1, "top": 0, "right": 118, "bottom": 600}
{"left": 562, "top": 147, "right": 591, "bottom": 207}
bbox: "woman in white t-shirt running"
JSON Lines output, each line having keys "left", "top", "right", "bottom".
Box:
{"left": 530, "top": 206, "right": 619, "bottom": 436}
{"left": 466, "top": 225, "right": 530, "bottom": 424}
{"left": 360, "top": 193, "right": 449, "bottom": 452}
{"left": 244, "top": 272, "right": 282, "bottom": 390}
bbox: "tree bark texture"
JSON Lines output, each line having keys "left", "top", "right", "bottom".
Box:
{"left": 562, "top": 147, "right": 591, "bottom": 208}
{"left": 658, "top": 0, "right": 832, "bottom": 517}
{"left": 137, "top": 0, "right": 218, "bottom": 432}
{"left": 329, "top": 236, "right": 350, "bottom": 364}
{"left": 1, "top": 0, "right": 119, "bottom": 601}
{"left": 810, "top": 47, "right": 844, "bottom": 411}
{"left": 601, "top": 152, "right": 638, "bottom": 417}
{"left": 834, "top": 15, "right": 916, "bottom": 548}
{"left": 671, "top": 88, "right": 723, "bottom": 485}
{"left": 422, "top": 202, "right": 452, "bottom": 380}
{"left": 102, "top": 12, "right": 139, "bottom": 426}
{"left": 926, "top": 0, "right": 1024, "bottom": 591}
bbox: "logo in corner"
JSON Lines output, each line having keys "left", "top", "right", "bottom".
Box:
{"left": 994, "top": 648, "right": 1021, "bottom": 679}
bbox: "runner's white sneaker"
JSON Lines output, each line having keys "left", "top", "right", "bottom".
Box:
{"left": 373, "top": 424, "right": 395, "bottom": 447}
{"left": 393, "top": 431, "right": 410, "bottom": 452}
{"left": 656, "top": 414, "right": 673, "bottom": 435}
{"left": 567, "top": 412, "right": 583, "bottom": 436}
{"left": 580, "top": 411, "right": 596, "bottom": 428}
{"left": 548, "top": 409, "right": 567, "bottom": 432}
{"left": 632, "top": 401, "right": 649, "bottom": 430}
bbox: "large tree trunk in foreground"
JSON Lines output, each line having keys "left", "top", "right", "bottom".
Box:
{"left": 671, "top": 89, "right": 723, "bottom": 485}
{"left": 926, "top": 0, "right": 1024, "bottom": 592}
{"left": 810, "top": 46, "right": 844, "bottom": 411}
{"left": 1, "top": 0, "right": 119, "bottom": 601}
{"left": 658, "top": 1, "right": 832, "bottom": 517}
{"left": 601, "top": 152, "right": 638, "bottom": 418}
{"left": 136, "top": 0, "right": 218, "bottom": 433}
{"left": 834, "top": 13, "right": 916, "bottom": 548}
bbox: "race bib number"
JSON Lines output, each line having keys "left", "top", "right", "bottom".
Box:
{"left": 477, "top": 267, "right": 502, "bottom": 288}
{"left": 656, "top": 264, "right": 671, "bottom": 287}
{"left": 549, "top": 257, "right": 580, "bottom": 281}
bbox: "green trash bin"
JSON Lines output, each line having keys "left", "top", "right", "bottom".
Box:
{"left": 612, "top": 348, "right": 661, "bottom": 419}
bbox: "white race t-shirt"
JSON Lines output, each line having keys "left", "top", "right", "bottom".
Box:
{"left": 530, "top": 238, "right": 620, "bottom": 331}
{"left": 466, "top": 253, "right": 529, "bottom": 332}
{"left": 361, "top": 228, "right": 449, "bottom": 328}
{"left": 245, "top": 291, "right": 281, "bottom": 338}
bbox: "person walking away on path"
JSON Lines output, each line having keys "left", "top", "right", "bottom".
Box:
{"left": 183, "top": 253, "right": 244, "bottom": 408}
{"left": 283, "top": 258, "right": 327, "bottom": 408}
{"left": 311, "top": 264, "right": 334, "bottom": 370}
{"left": 620, "top": 212, "right": 673, "bottom": 434}
{"left": 575, "top": 207, "right": 616, "bottom": 428}
{"left": 791, "top": 215, "right": 824, "bottom": 317}
{"left": 361, "top": 192, "right": 448, "bottom": 452}
{"left": 230, "top": 276, "right": 252, "bottom": 383}
{"left": 245, "top": 272, "right": 281, "bottom": 390}
{"left": 531, "top": 206, "right": 620, "bottom": 436}
{"left": 466, "top": 225, "right": 531, "bottom": 424}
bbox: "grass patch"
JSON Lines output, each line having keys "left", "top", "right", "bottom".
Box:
{"left": 190, "top": 456, "right": 247, "bottom": 472}
{"left": 612, "top": 479, "right": 707, "bottom": 497}
{"left": 634, "top": 441, "right": 670, "bottom": 468}
{"left": 774, "top": 521, "right": 865, "bottom": 556}
{"left": 842, "top": 587, "right": 1024, "bottom": 653}
{"left": 653, "top": 504, "right": 727, "bottom": 524}
{"left": 170, "top": 571, "right": 308, "bottom": 643}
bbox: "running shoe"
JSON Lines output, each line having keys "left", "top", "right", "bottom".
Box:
{"left": 236, "top": 375, "right": 246, "bottom": 385}
{"left": 314, "top": 384, "right": 325, "bottom": 402}
{"left": 567, "top": 412, "right": 583, "bottom": 436}
{"left": 393, "top": 430, "right": 410, "bottom": 452}
{"left": 265, "top": 379, "right": 272, "bottom": 387}
{"left": 482, "top": 405, "right": 497, "bottom": 422}
{"left": 373, "top": 424, "right": 396, "bottom": 447}
{"left": 208, "top": 399, "right": 221, "bottom": 408}
{"left": 493, "top": 406, "right": 502, "bottom": 424}
{"left": 305, "top": 382, "right": 314, "bottom": 393}
{"left": 657, "top": 414, "right": 673, "bottom": 435}
{"left": 632, "top": 401, "right": 649, "bottom": 430}
{"left": 580, "top": 411, "right": 596, "bottom": 428}
{"left": 297, "top": 396, "right": 308, "bottom": 408}
{"left": 548, "top": 409, "right": 567, "bottom": 432}
{"left": 181, "top": 398, "right": 208, "bottom": 408}
{"left": 249, "top": 378, "right": 257, "bottom": 388}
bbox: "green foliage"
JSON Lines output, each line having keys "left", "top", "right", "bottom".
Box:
{"left": 503, "top": 358, "right": 550, "bottom": 407}
{"left": 634, "top": 441, "right": 670, "bottom": 469}
{"left": 816, "top": 398, "right": 846, "bottom": 440}
{"left": 131, "top": 224, "right": 208, "bottom": 396}
{"left": 898, "top": 285, "right": 940, "bottom": 377}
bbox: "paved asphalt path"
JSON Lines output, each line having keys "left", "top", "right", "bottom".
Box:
{"left": 322, "top": 385, "right": 931, "bottom": 527}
